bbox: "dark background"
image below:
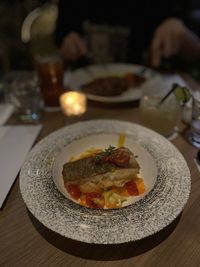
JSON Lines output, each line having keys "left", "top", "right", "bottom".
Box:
{"left": 0, "top": 0, "right": 199, "bottom": 78}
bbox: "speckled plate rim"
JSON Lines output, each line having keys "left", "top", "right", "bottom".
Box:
{"left": 65, "top": 63, "right": 161, "bottom": 103}
{"left": 19, "top": 120, "right": 191, "bottom": 244}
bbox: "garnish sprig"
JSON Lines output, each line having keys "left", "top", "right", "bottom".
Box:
{"left": 95, "top": 145, "right": 116, "bottom": 163}
{"left": 158, "top": 83, "right": 191, "bottom": 107}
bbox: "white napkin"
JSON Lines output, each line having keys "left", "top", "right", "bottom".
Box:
{"left": 162, "top": 74, "right": 188, "bottom": 87}
{"left": 141, "top": 74, "right": 188, "bottom": 93}
{"left": 0, "top": 125, "right": 42, "bottom": 208}
{"left": 0, "top": 104, "right": 14, "bottom": 125}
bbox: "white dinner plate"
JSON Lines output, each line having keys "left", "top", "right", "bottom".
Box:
{"left": 65, "top": 63, "right": 161, "bottom": 103}
{"left": 20, "top": 120, "right": 191, "bottom": 244}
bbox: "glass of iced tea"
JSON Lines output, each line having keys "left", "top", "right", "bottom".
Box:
{"left": 36, "top": 55, "right": 65, "bottom": 108}
{"left": 139, "top": 78, "right": 180, "bottom": 137}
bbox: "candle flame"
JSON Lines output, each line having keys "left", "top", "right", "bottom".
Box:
{"left": 59, "top": 91, "right": 87, "bottom": 116}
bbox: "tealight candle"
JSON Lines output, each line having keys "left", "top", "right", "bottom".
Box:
{"left": 59, "top": 91, "right": 87, "bottom": 116}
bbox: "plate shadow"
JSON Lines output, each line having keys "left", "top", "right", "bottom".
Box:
{"left": 28, "top": 209, "right": 182, "bottom": 261}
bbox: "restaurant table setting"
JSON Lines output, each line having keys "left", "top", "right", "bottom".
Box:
{"left": 0, "top": 62, "right": 200, "bottom": 267}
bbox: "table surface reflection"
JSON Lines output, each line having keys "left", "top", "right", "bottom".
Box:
{"left": 1, "top": 72, "right": 200, "bottom": 267}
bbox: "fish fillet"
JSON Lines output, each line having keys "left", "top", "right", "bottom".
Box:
{"left": 62, "top": 147, "right": 140, "bottom": 189}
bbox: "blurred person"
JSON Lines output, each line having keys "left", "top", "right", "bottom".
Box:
{"left": 150, "top": 18, "right": 200, "bottom": 67}
{"left": 55, "top": 0, "right": 200, "bottom": 68}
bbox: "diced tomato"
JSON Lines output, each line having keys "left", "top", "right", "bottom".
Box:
{"left": 86, "top": 192, "right": 102, "bottom": 198}
{"left": 66, "top": 184, "right": 81, "bottom": 200}
{"left": 125, "top": 180, "right": 139, "bottom": 196}
{"left": 106, "top": 203, "right": 119, "bottom": 209}
{"left": 79, "top": 194, "right": 87, "bottom": 206}
{"left": 134, "top": 178, "right": 145, "bottom": 194}
{"left": 85, "top": 192, "right": 105, "bottom": 208}
{"left": 124, "top": 73, "right": 134, "bottom": 82}
{"left": 111, "top": 186, "right": 129, "bottom": 197}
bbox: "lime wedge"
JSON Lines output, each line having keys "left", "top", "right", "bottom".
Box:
{"left": 173, "top": 83, "right": 191, "bottom": 105}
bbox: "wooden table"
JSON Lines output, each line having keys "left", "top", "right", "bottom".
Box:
{"left": 1, "top": 73, "right": 200, "bottom": 267}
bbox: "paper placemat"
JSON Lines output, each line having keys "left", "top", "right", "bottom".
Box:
{"left": 0, "top": 125, "right": 42, "bottom": 208}
{"left": 0, "top": 104, "right": 14, "bottom": 125}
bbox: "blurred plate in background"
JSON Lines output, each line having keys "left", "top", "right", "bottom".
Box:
{"left": 65, "top": 64, "right": 161, "bottom": 103}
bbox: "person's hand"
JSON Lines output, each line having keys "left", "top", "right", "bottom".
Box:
{"left": 150, "top": 18, "right": 189, "bottom": 67}
{"left": 60, "top": 32, "right": 88, "bottom": 61}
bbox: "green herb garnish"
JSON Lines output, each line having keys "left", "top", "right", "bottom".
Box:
{"left": 104, "top": 145, "right": 116, "bottom": 155}
{"left": 95, "top": 145, "right": 116, "bottom": 162}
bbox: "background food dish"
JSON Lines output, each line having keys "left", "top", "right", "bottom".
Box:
{"left": 65, "top": 64, "right": 161, "bottom": 103}
{"left": 20, "top": 120, "right": 191, "bottom": 244}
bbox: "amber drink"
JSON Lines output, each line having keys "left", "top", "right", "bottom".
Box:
{"left": 37, "top": 56, "right": 64, "bottom": 107}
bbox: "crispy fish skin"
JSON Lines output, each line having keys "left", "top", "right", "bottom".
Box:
{"left": 62, "top": 147, "right": 140, "bottom": 186}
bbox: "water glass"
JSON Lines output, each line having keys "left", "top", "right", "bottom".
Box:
{"left": 4, "top": 71, "right": 43, "bottom": 122}
{"left": 187, "top": 91, "right": 200, "bottom": 148}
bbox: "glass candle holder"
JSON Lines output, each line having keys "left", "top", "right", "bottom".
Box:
{"left": 59, "top": 91, "right": 87, "bottom": 117}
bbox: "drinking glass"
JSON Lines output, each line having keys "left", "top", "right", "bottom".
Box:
{"left": 4, "top": 71, "right": 43, "bottom": 122}
{"left": 36, "top": 55, "right": 65, "bottom": 108}
{"left": 187, "top": 91, "right": 200, "bottom": 148}
{"left": 139, "top": 78, "right": 180, "bottom": 137}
